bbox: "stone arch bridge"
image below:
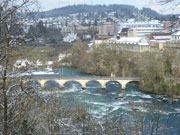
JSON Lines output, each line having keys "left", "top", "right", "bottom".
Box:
{"left": 24, "top": 77, "right": 140, "bottom": 89}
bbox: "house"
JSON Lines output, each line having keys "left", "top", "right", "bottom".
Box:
{"left": 13, "top": 59, "right": 31, "bottom": 70}
{"left": 171, "top": 31, "right": 180, "bottom": 43}
{"left": 63, "top": 33, "right": 77, "bottom": 43}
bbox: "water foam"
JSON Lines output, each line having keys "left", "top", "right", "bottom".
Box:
{"left": 60, "top": 87, "right": 81, "bottom": 93}
{"left": 124, "top": 92, "right": 153, "bottom": 99}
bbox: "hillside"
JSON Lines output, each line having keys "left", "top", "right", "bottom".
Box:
{"left": 41, "top": 4, "right": 139, "bottom": 17}
{"left": 35, "top": 4, "right": 161, "bottom": 18}
{"left": 32, "top": 4, "right": 180, "bottom": 21}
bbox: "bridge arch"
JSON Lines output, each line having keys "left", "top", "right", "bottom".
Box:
{"left": 112, "top": 80, "right": 140, "bottom": 90}
{"left": 44, "top": 80, "right": 61, "bottom": 89}
{"left": 86, "top": 80, "right": 102, "bottom": 89}
{"left": 125, "top": 81, "right": 140, "bottom": 90}
{"left": 63, "top": 81, "right": 83, "bottom": 88}
{"left": 105, "top": 81, "right": 122, "bottom": 89}
{"left": 25, "top": 80, "right": 41, "bottom": 89}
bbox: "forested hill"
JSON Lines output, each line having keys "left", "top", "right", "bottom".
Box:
{"left": 41, "top": 4, "right": 139, "bottom": 17}
{"left": 36, "top": 4, "right": 161, "bottom": 18}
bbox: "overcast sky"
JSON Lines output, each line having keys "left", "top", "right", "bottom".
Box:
{"left": 38, "top": 0, "right": 180, "bottom": 14}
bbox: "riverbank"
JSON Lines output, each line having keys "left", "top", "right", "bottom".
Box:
{"left": 15, "top": 44, "right": 180, "bottom": 99}
{"left": 62, "top": 43, "right": 180, "bottom": 98}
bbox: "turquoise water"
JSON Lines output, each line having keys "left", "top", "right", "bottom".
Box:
{"left": 29, "top": 67, "right": 180, "bottom": 134}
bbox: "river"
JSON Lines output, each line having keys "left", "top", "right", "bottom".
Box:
{"left": 26, "top": 67, "right": 180, "bottom": 135}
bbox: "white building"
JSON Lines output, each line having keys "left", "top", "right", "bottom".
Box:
{"left": 119, "top": 20, "right": 163, "bottom": 31}
{"left": 63, "top": 33, "right": 77, "bottom": 43}
{"left": 36, "top": 59, "right": 43, "bottom": 67}
{"left": 119, "top": 20, "right": 164, "bottom": 37}
{"left": 58, "top": 53, "right": 72, "bottom": 62}
{"left": 45, "top": 61, "right": 53, "bottom": 66}
{"left": 116, "top": 37, "right": 149, "bottom": 45}
{"left": 171, "top": 31, "right": 180, "bottom": 43}
{"left": 14, "top": 59, "right": 31, "bottom": 70}
{"left": 129, "top": 27, "right": 165, "bottom": 37}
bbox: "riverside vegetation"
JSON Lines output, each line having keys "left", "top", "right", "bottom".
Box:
{"left": 63, "top": 41, "right": 180, "bottom": 98}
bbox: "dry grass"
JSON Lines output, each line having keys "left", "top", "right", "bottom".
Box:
{"left": 14, "top": 45, "right": 61, "bottom": 62}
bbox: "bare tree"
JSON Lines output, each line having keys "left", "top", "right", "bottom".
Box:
{"left": 151, "top": 0, "right": 179, "bottom": 5}
{"left": 150, "top": 0, "right": 180, "bottom": 11}
{"left": 0, "top": 0, "right": 39, "bottom": 135}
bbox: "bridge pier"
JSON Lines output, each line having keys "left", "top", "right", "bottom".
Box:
{"left": 78, "top": 80, "right": 89, "bottom": 89}
{"left": 81, "top": 84, "right": 86, "bottom": 89}
{"left": 56, "top": 80, "right": 67, "bottom": 89}
{"left": 80, "top": 82, "right": 87, "bottom": 89}
{"left": 98, "top": 80, "right": 109, "bottom": 89}
{"left": 118, "top": 80, "right": 133, "bottom": 90}
{"left": 38, "top": 80, "right": 48, "bottom": 88}
{"left": 60, "top": 85, "right": 64, "bottom": 89}
{"left": 121, "top": 84, "right": 126, "bottom": 90}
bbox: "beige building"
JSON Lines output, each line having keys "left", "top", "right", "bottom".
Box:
{"left": 98, "top": 22, "right": 118, "bottom": 36}
{"left": 114, "top": 37, "right": 150, "bottom": 52}
{"left": 94, "top": 36, "right": 150, "bottom": 52}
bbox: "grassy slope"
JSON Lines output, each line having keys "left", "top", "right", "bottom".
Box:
{"left": 14, "top": 45, "right": 72, "bottom": 62}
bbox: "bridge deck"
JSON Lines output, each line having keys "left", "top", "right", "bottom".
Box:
{"left": 23, "top": 76, "right": 140, "bottom": 80}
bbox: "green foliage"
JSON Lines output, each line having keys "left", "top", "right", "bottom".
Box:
{"left": 162, "top": 83, "right": 168, "bottom": 91}
{"left": 177, "top": 83, "right": 180, "bottom": 95}
{"left": 14, "top": 45, "right": 72, "bottom": 62}
{"left": 164, "top": 57, "right": 172, "bottom": 75}
{"left": 66, "top": 43, "right": 138, "bottom": 77}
